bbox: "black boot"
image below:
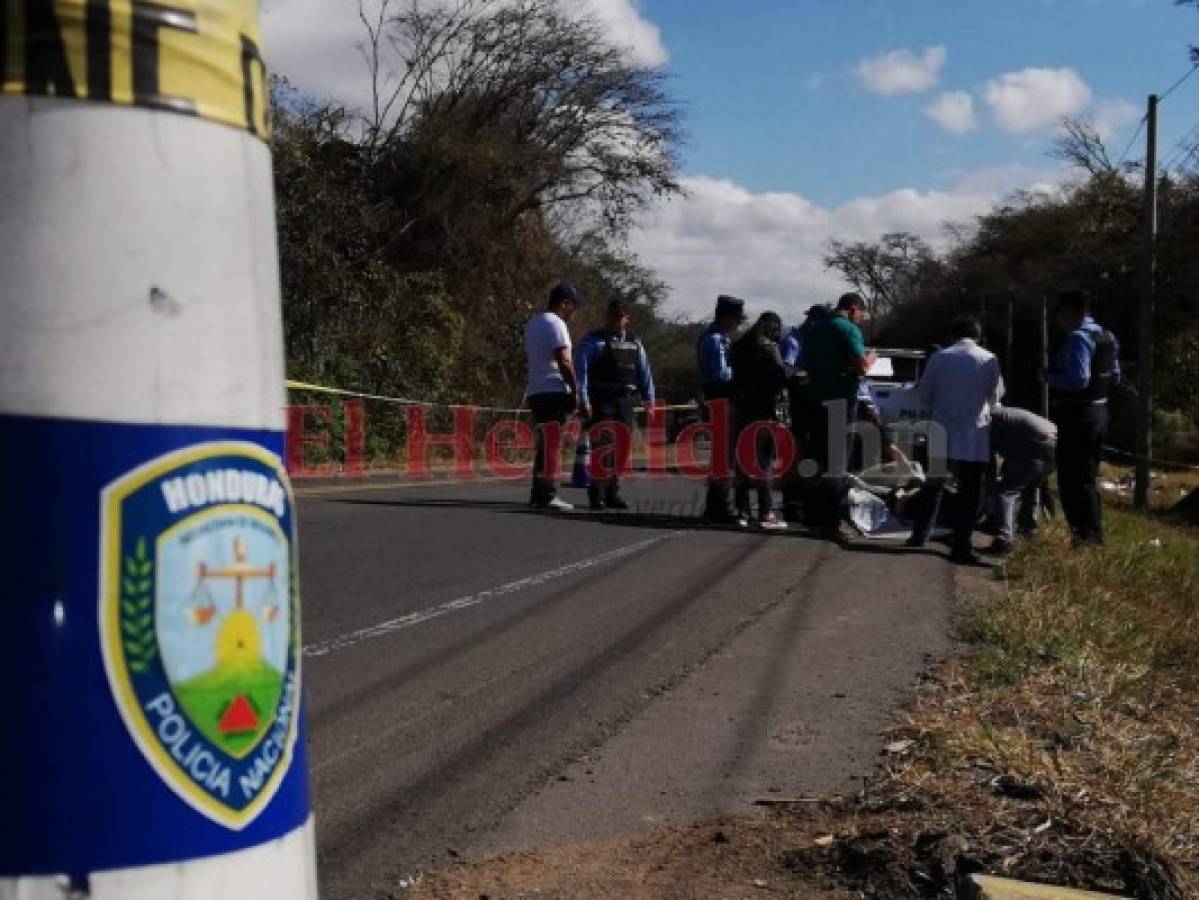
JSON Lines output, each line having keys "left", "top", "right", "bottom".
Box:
{"left": 604, "top": 492, "right": 629, "bottom": 510}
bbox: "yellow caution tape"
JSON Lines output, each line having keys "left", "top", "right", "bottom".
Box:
{"left": 2, "top": 0, "right": 269, "bottom": 137}
{"left": 284, "top": 380, "right": 698, "bottom": 414}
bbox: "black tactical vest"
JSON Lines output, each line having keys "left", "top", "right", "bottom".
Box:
{"left": 590, "top": 331, "right": 641, "bottom": 393}
{"left": 1052, "top": 326, "right": 1117, "bottom": 405}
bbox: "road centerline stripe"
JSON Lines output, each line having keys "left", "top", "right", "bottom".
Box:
{"left": 303, "top": 531, "right": 686, "bottom": 657}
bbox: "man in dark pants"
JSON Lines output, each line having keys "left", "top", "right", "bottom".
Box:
{"left": 696, "top": 295, "right": 747, "bottom": 524}
{"left": 799, "top": 293, "right": 876, "bottom": 541}
{"left": 524, "top": 282, "right": 584, "bottom": 510}
{"left": 779, "top": 303, "right": 830, "bottom": 524}
{"left": 908, "top": 316, "right": 1004, "bottom": 565}
{"left": 731, "top": 311, "right": 788, "bottom": 529}
{"left": 1046, "top": 291, "right": 1121, "bottom": 546}
{"left": 575, "top": 300, "right": 656, "bottom": 510}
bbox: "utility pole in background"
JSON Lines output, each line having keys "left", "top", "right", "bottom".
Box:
{"left": 1134, "top": 94, "right": 1159, "bottom": 510}
{"left": 1005, "top": 295, "right": 1014, "bottom": 383}
{"left": 1040, "top": 297, "right": 1050, "bottom": 419}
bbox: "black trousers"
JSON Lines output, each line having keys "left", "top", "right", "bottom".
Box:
{"left": 1053, "top": 402, "right": 1108, "bottom": 543}
{"left": 587, "top": 393, "right": 636, "bottom": 497}
{"left": 911, "top": 460, "right": 987, "bottom": 554}
{"left": 528, "top": 392, "right": 574, "bottom": 503}
{"left": 702, "top": 393, "right": 734, "bottom": 517}
{"left": 782, "top": 382, "right": 810, "bottom": 519}
{"left": 804, "top": 396, "right": 853, "bottom": 533}
{"left": 733, "top": 409, "right": 779, "bottom": 519}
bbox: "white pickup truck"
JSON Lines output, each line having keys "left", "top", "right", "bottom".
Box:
{"left": 864, "top": 348, "right": 929, "bottom": 426}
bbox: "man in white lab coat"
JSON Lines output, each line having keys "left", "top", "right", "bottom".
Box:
{"left": 908, "top": 316, "right": 1004, "bottom": 565}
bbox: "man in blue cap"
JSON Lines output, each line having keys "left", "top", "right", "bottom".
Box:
{"left": 575, "top": 299, "right": 655, "bottom": 510}
{"left": 697, "top": 294, "right": 746, "bottom": 524}
{"left": 525, "top": 281, "right": 585, "bottom": 510}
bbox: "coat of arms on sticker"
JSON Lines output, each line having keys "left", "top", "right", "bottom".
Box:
{"left": 100, "top": 442, "right": 300, "bottom": 829}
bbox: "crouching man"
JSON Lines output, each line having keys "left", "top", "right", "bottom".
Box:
{"left": 988, "top": 405, "right": 1057, "bottom": 554}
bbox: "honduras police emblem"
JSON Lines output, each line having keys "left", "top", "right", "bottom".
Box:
{"left": 99, "top": 442, "right": 300, "bottom": 829}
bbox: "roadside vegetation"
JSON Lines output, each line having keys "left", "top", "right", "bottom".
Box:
{"left": 271, "top": 0, "right": 704, "bottom": 413}
{"left": 273, "top": 1, "right": 1199, "bottom": 466}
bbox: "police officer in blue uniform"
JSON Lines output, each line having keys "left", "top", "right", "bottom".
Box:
{"left": 576, "top": 299, "right": 656, "bottom": 510}
{"left": 1046, "top": 291, "right": 1121, "bottom": 546}
{"left": 697, "top": 295, "right": 746, "bottom": 523}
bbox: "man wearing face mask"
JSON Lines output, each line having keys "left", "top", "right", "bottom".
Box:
{"left": 731, "top": 311, "right": 789, "bottom": 529}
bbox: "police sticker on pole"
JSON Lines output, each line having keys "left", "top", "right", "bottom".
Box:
{"left": 99, "top": 441, "right": 300, "bottom": 830}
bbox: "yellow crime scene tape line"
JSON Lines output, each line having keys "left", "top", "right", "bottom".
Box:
{"left": 284, "top": 379, "right": 525, "bottom": 411}
{"left": 285, "top": 380, "right": 697, "bottom": 413}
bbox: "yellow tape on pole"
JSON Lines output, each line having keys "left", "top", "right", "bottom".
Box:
{"left": 1, "top": 0, "right": 269, "bottom": 137}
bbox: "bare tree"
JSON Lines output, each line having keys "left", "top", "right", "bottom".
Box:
{"left": 1052, "top": 117, "right": 1118, "bottom": 176}
{"left": 354, "top": 0, "right": 682, "bottom": 238}
{"left": 824, "top": 232, "right": 936, "bottom": 329}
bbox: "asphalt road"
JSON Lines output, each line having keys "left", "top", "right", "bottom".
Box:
{"left": 297, "top": 475, "right": 952, "bottom": 899}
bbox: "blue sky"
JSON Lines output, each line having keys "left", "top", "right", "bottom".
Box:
{"left": 644, "top": 0, "right": 1198, "bottom": 207}
{"left": 265, "top": 0, "right": 1199, "bottom": 320}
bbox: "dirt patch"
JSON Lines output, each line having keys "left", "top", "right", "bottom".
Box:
{"left": 405, "top": 789, "right": 1183, "bottom": 899}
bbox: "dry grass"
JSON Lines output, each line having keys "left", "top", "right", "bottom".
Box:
{"left": 872, "top": 507, "right": 1199, "bottom": 896}
{"left": 1098, "top": 462, "right": 1199, "bottom": 514}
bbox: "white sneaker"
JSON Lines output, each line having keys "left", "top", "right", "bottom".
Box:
{"left": 543, "top": 496, "right": 574, "bottom": 511}
{"left": 758, "top": 514, "right": 788, "bottom": 531}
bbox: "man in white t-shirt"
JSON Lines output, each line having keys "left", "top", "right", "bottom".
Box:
{"left": 525, "top": 282, "right": 584, "bottom": 509}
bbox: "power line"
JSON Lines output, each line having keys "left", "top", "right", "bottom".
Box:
{"left": 1114, "top": 64, "right": 1199, "bottom": 170}
{"left": 1162, "top": 120, "right": 1199, "bottom": 171}
{"left": 1159, "top": 62, "right": 1199, "bottom": 104}
{"left": 1116, "top": 114, "right": 1148, "bottom": 169}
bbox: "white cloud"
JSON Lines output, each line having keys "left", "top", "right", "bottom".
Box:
{"left": 983, "top": 67, "right": 1092, "bottom": 134}
{"left": 261, "top": 0, "right": 668, "bottom": 112}
{"left": 1092, "top": 99, "right": 1140, "bottom": 141}
{"left": 854, "top": 46, "right": 946, "bottom": 96}
{"left": 629, "top": 167, "right": 1067, "bottom": 323}
{"left": 564, "top": 0, "right": 668, "bottom": 68}
{"left": 923, "top": 91, "right": 978, "bottom": 135}
{"left": 262, "top": 0, "right": 370, "bottom": 109}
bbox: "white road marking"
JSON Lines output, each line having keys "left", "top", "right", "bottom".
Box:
{"left": 303, "top": 531, "right": 685, "bottom": 657}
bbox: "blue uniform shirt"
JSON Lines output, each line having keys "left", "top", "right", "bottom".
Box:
{"left": 1046, "top": 317, "right": 1122, "bottom": 394}
{"left": 697, "top": 323, "right": 733, "bottom": 384}
{"left": 780, "top": 326, "right": 803, "bottom": 372}
{"left": 575, "top": 330, "right": 655, "bottom": 407}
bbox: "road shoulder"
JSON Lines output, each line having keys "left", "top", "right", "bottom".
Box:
{"left": 407, "top": 543, "right": 953, "bottom": 895}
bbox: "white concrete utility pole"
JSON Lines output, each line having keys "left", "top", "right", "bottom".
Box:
{"left": 0, "top": 1, "right": 317, "bottom": 897}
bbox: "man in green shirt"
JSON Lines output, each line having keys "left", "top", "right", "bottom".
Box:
{"left": 801, "top": 293, "right": 876, "bottom": 540}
